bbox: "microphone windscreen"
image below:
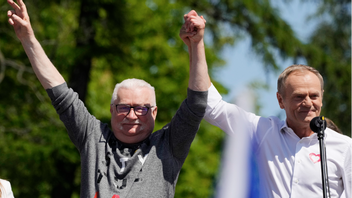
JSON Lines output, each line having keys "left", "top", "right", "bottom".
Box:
{"left": 310, "top": 116, "right": 327, "bottom": 133}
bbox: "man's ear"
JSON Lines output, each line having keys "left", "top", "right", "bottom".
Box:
{"left": 321, "top": 89, "right": 324, "bottom": 107}
{"left": 152, "top": 106, "right": 158, "bottom": 120}
{"left": 277, "top": 92, "right": 285, "bottom": 109}
{"left": 110, "top": 105, "right": 113, "bottom": 114}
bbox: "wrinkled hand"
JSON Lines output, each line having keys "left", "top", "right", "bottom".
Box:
{"left": 179, "top": 10, "right": 206, "bottom": 47}
{"left": 179, "top": 22, "right": 195, "bottom": 47}
{"left": 7, "top": 0, "right": 34, "bottom": 41}
{"left": 183, "top": 10, "right": 206, "bottom": 44}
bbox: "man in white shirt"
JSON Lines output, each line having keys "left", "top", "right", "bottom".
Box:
{"left": 205, "top": 66, "right": 352, "bottom": 197}
{"left": 181, "top": 13, "right": 351, "bottom": 197}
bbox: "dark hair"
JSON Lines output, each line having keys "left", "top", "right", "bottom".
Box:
{"left": 325, "top": 118, "right": 342, "bottom": 134}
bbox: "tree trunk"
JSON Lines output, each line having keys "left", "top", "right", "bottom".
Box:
{"left": 68, "top": 0, "right": 98, "bottom": 102}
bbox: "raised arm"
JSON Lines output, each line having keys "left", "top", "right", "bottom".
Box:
{"left": 7, "top": 0, "right": 65, "bottom": 89}
{"left": 180, "top": 10, "right": 211, "bottom": 91}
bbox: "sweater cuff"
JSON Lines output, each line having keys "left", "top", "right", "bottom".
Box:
{"left": 186, "top": 88, "right": 208, "bottom": 117}
{"left": 46, "top": 82, "right": 68, "bottom": 101}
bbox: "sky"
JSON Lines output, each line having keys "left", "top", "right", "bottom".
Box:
{"left": 213, "top": 0, "right": 319, "bottom": 118}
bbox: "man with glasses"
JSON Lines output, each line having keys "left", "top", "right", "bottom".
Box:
{"left": 110, "top": 79, "right": 158, "bottom": 145}
{"left": 7, "top": 0, "right": 210, "bottom": 197}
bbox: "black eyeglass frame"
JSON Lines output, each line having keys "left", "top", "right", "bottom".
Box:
{"left": 115, "top": 104, "right": 154, "bottom": 116}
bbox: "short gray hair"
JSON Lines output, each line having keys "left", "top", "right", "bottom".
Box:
{"left": 277, "top": 64, "right": 324, "bottom": 98}
{"left": 111, "top": 78, "right": 156, "bottom": 105}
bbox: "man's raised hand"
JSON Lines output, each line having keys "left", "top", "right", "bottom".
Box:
{"left": 183, "top": 10, "right": 206, "bottom": 43}
{"left": 7, "top": 0, "right": 34, "bottom": 42}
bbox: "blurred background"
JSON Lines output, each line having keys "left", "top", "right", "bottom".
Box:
{"left": 0, "top": 0, "right": 350, "bottom": 197}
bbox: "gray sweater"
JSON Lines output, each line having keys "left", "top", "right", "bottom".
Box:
{"left": 47, "top": 83, "right": 207, "bottom": 198}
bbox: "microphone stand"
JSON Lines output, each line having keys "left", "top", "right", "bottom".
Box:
{"left": 316, "top": 118, "right": 331, "bottom": 198}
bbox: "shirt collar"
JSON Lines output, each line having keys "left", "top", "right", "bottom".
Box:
{"left": 280, "top": 119, "right": 328, "bottom": 139}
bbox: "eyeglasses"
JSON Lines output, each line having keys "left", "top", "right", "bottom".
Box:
{"left": 115, "top": 104, "right": 153, "bottom": 116}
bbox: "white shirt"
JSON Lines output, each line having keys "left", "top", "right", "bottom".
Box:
{"left": 0, "top": 179, "right": 15, "bottom": 198}
{"left": 205, "top": 84, "right": 352, "bottom": 198}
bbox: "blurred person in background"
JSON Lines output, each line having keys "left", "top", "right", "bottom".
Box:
{"left": 0, "top": 179, "right": 15, "bottom": 198}
{"left": 326, "top": 117, "right": 342, "bottom": 134}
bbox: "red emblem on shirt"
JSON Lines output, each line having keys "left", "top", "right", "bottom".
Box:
{"left": 94, "top": 192, "right": 120, "bottom": 198}
{"left": 309, "top": 153, "right": 321, "bottom": 163}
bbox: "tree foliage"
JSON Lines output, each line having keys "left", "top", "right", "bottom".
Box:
{"left": 0, "top": 0, "right": 349, "bottom": 197}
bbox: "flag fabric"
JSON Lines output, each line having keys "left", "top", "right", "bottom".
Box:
{"left": 215, "top": 89, "right": 260, "bottom": 198}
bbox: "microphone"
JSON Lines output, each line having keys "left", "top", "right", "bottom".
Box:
{"left": 310, "top": 116, "right": 331, "bottom": 198}
{"left": 310, "top": 116, "right": 327, "bottom": 133}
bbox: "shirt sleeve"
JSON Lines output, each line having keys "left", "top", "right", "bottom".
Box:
{"left": 167, "top": 88, "right": 207, "bottom": 163}
{"left": 343, "top": 142, "right": 352, "bottom": 198}
{"left": 46, "top": 82, "right": 99, "bottom": 150}
{"left": 204, "top": 83, "right": 259, "bottom": 136}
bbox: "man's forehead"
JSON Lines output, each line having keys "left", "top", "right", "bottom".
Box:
{"left": 116, "top": 87, "right": 154, "bottom": 103}
{"left": 118, "top": 87, "right": 152, "bottom": 93}
{"left": 285, "top": 72, "right": 323, "bottom": 94}
{"left": 291, "top": 89, "right": 321, "bottom": 95}
{"left": 287, "top": 71, "right": 321, "bottom": 85}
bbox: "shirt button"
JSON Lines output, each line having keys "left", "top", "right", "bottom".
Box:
{"left": 294, "top": 178, "right": 299, "bottom": 184}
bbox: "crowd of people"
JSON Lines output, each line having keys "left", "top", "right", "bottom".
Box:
{"left": 4, "top": 0, "right": 351, "bottom": 197}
